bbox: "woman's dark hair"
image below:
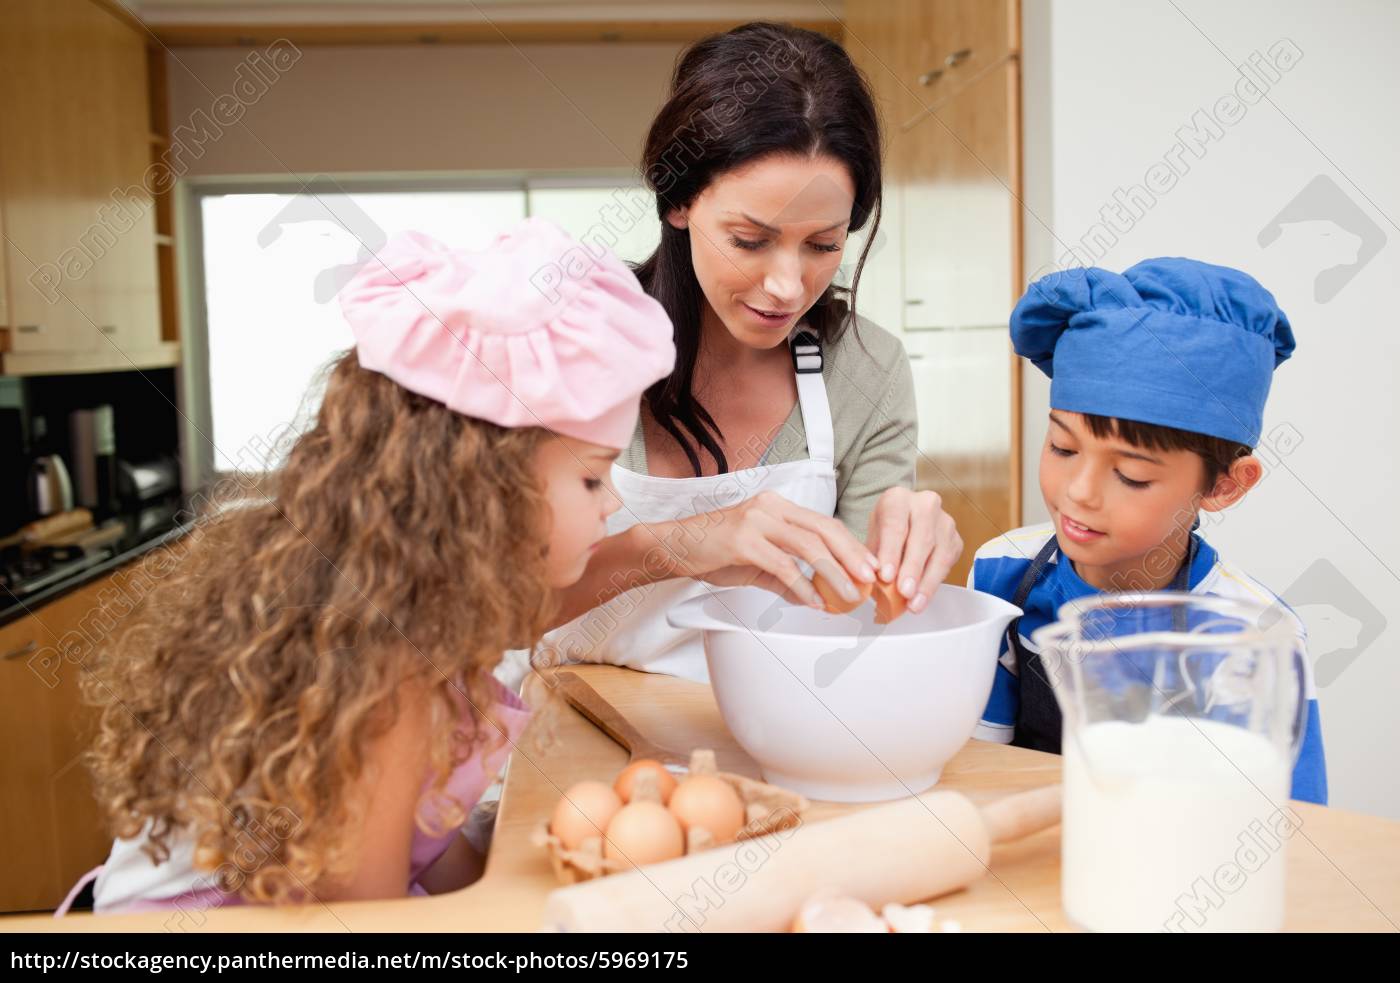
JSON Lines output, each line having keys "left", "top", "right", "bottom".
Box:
{"left": 634, "top": 21, "right": 883, "bottom": 475}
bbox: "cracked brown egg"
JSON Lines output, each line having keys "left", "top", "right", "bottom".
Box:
{"left": 813, "top": 570, "right": 873, "bottom": 615}
{"left": 814, "top": 571, "right": 908, "bottom": 623}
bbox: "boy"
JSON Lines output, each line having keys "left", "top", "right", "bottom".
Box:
{"left": 971, "top": 258, "right": 1327, "bottom": 804}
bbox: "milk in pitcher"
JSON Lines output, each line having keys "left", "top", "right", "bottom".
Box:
{"left": 1062, "top": 715, "right": 1292, "bottom": 932}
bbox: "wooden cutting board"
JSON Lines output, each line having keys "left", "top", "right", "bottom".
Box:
{"left": 546, "top": 667, "right": 760, "bottom": 774}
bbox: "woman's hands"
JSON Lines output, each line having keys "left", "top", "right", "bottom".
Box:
{"left": 663, "top": 491, "right": 878, "bottom": 609}
{"left": 652, "top": 488, "right": 963, "bottom": 613}
{"left": 553, "top": 487, "right": 964, "bottom": 628}
{"left": 866, "top": 487, "right": 963, "bottom": 613}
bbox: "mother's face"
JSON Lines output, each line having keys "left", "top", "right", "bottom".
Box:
{"left": 667, "top": 153, "right": 856, "bottom": 350}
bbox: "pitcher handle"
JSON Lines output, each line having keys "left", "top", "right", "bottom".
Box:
{"left": 1287, "top": 642, "right": 1311, "bottom": 766}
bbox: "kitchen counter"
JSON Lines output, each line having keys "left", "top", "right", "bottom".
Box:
{"left": 6, "top": 665, "right": 1398, "bottom": 933}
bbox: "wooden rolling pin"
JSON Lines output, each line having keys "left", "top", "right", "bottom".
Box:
{"left": 542, "top": 783, "right": 1062, "bottom": 932}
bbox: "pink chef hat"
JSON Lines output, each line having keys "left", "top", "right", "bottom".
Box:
{"left": 338, "top": 217, "right": 675, "bottom": 449}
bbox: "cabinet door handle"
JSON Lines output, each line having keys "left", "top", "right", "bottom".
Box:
{"left": 3, "top": 640, "right": 38, "bottom": 661}
{"left": 906, "top": 298, "right": 925, "bottom": 306}
{"left": 945, "top": 48, "right": 972, "bottom": 68}
{"left": 917, "top": 68, "right": 944, "bottom": 86}
{"left": 17, "top": 324, "right": 42, "bottom": 334}
{"left": 99, "top": 325, "right": 117, "bottom": 335}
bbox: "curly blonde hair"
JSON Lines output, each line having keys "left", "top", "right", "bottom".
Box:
{"left": 83, "top": 349, "right": 554, "bottom": 904}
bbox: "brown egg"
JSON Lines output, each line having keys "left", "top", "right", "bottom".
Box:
{"left": 550, "top": 780, "right": 622, "bottom": 851}
{"left": 614, "top": 759, "right": 679, "bottom": 804}
{"left": 667, "top": 774, "right": 745, "bottom": 844}
{"left": 813, "top": 571, "right": 874, "bottom": 615}
{"left": 603, "top": 802, "right": 685, "bottom": 868}
{"left": 872, "top": 579, "right": 909, "bottom": 624}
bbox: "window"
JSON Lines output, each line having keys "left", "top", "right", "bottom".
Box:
{"left": 193, "top": 178, "right": 659, "bottom": 475}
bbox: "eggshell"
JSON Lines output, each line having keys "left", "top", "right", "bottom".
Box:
{"left": 813, "top": 571, "right": 873, "bottom": 615}
{"left": 667, "top": 774, "right": 745, "bottom": 844}
{"left": 883, "top": 902, "right": 939, "bottom": 933}
{"left": 614, "top": 759, "right": 678, "bottom": 804}
{"left": 550, "top": 781, "right": 622, "bottom": 851}
{"left": 602, "top": 801, "right": 685, "bottom": 868}
{"left": 872, "top": 579, "right": 909, "bottom": 624}
{"left": 792, "top": 892, "right": 890, "bottom": 933}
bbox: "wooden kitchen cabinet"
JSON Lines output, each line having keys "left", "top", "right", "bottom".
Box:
{"left": 0, "top": 0, "right": 94, "bottom": 357}
{"left": 842, "top": 0, "right": 909, "bottom": 126}
{"left": 904, "top": 0, "right": 1013, "bottom": 125}
{"left": 843, "top": 0, "right": 1022, "bottom": 585}
{"left": 847, "top": 0, "right": 1014, "bottom": 131}
{"left": 0, "top": 0, "right": 175, "bottom": 375}
{"left": 0, "top": 563, "right": 145, "bottom": 913}
{"left": 900, "top": 61, "right": 1016, "bottom": 329}
{"left": 91, "top": 3, "right": 163, "bottom": 359}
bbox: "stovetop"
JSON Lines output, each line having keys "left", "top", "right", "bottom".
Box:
{"left": 0, "top": 542, "right": 113, "bottom": 598}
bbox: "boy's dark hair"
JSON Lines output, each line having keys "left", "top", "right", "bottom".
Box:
{"left": 1082, "top": 414, "right": 1252, "bottom": 491}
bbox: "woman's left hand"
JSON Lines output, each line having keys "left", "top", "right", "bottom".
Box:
{"left": 866, "top": 487, "right": 963, "bottom": 613}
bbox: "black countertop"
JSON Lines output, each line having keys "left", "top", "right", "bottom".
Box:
{"left": 0, "top": 519, "right": 196, "bottom": 630}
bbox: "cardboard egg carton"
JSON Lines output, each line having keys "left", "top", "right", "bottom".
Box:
{"left": 532, "top": 749, "right": 809, "bottom": 884}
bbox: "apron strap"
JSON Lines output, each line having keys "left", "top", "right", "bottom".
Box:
{"left": 790, "top": 328, "right": 835, "bottom": 466}
{"left": 1006, "top": 535, "right": 1062, "bottom": 654}
{"left": 53, "top": 864, "right": 104, "bottom": 917}
{"left": 1005, "top": 535, "right": 1064, "bottom": 753}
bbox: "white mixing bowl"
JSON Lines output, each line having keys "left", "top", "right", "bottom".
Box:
{"left": 667, "top": 585, "right": 1021, "bottom": 802}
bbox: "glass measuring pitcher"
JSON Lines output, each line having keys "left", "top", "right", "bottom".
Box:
{"left": 1031, "top": 593, "right": 1309, "bottom": 933}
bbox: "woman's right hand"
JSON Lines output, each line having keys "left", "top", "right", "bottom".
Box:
{"left": 654, "top": 491, "right": 878, "bottom": 609}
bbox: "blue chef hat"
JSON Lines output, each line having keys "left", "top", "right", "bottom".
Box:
{"left": 1011, "top": 258, "right": 1295, "bottom": 447}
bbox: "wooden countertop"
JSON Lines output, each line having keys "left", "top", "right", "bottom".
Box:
{"left": 6, "top": 665, "right": 1398, "bottom": 933}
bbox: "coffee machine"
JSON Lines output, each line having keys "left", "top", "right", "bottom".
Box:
{"left": 69, "top": 404, "right": 118, "bottom": 517}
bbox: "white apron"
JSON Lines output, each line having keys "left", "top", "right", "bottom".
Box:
{"left": 541, "top": 329, "right": 838, "bottom": 684}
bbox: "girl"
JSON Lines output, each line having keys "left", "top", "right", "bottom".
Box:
{"left": 537, "top": 22, "right": 963, "bottom": 684}
{"left": 56, "top": 218, "right": 675, "bottom": 913}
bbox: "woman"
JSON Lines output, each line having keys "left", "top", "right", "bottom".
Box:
{"left": 538, "top": 22, "right": 961, "bottom": 683}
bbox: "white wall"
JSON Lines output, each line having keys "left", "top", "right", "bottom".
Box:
{"left": 164, "top": 42, "right": 684, "bottom": 175}
{"left": 1021, "top": 0, "right": 1400, "bottom": 818}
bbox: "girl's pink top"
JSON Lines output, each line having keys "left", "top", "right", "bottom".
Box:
{"left": 55, "top": 676, "right": 532, "bottom": 918}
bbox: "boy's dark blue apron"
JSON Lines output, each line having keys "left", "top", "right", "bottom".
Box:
{"left": 1006, "top": 533, "right": 1199, "bottom": 754}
